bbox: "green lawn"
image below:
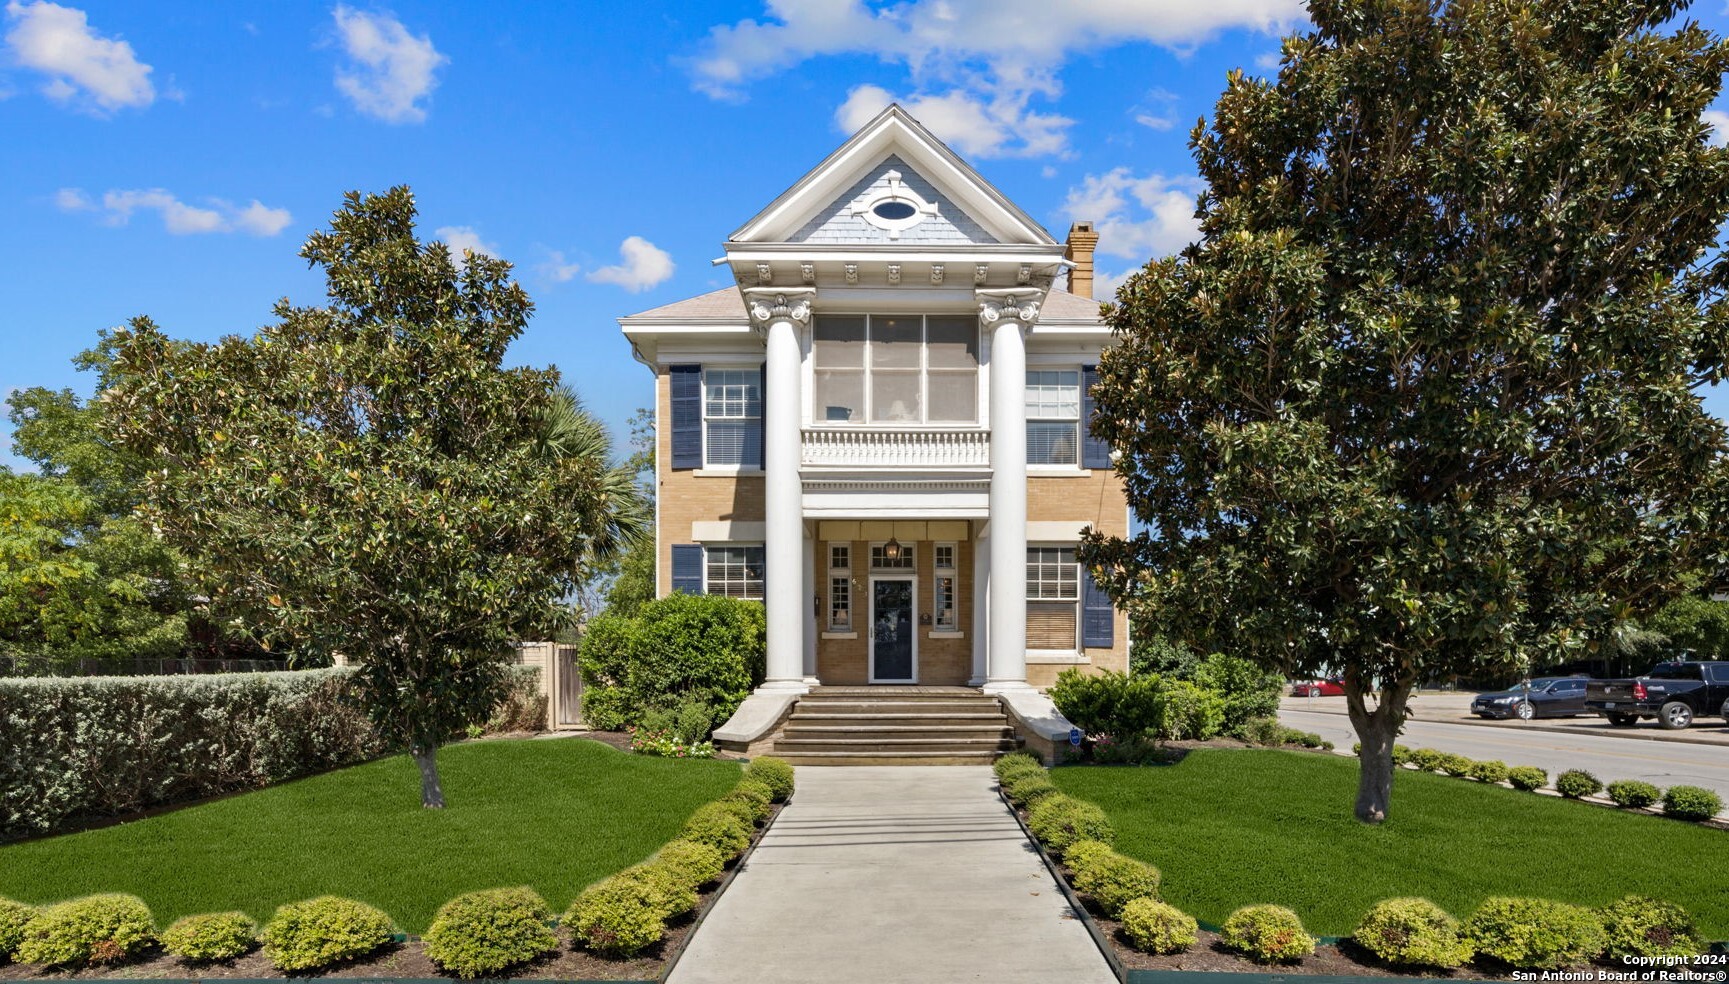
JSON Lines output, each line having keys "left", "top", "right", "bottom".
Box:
{"left": 0, "top": 738, "right": 739, "bottom": 932}
{"left": 1052, "top": 749, "right": 1729, "bottom": 939}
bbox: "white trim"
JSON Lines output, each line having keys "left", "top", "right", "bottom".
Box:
{"left": 703, "top": 542, "right": 766, "bottom": 601}
{"left": 694, "top": 467, "right": 764, "bottom": 477}
{"left": 1027, "top": 653, "right": 1091, "bottom": 665}
{"left": 868, "top": 573, "right": 919, "bottom": 683}
{"left": 821, "top": 631, "right": 859, "bottom": 640}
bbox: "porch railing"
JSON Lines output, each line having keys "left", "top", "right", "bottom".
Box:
{"left": 801, "top": 427, "right": 990, "bottom": 470}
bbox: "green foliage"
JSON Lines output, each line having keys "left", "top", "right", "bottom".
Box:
{"left": 563, "top": 878, "right": 665, "bottom": 957}
{"left": 654, "top": 840, "right": 727, "bottom": 887}
{"left": 1002, "top": 772, "right": 1060, "bottom": 805}
{"left": 1129, "top": 632, "right": 1200, "bottom": 678}
{"left": 1120, "top": 899, "right": 1198, "bottom": 955}
{"left": 1390, "top": 745, "right": 1412, "bottom": 766}
{"left": 720, "top": 786, "right": 772, "bottom": 825}
{"left": 1083, "top": 0, "right": 1729, "bottom": 824}
{"left": 1463, "top": 897, "right": 1605, "bottom": 969}
{"left": 992, "top": 752, "right": 1043, "bottom": 782}
{"left": 1556, "top": 770, "right": 1604, "bottom": 799}
{"left": 1063, "top": 839, "right": 1115, "bottom": 878}
{"left": 1599, "top": 896, "right": 1703, "bottom": 960}
{"left": 579, "top": 594, "right": 766, "bottom": 738}
{"left": 734, "top": 776, "right": 778, "bottom": 807}
{"left": 1026, "top": 794, "right": 1113, "bottom": 858}
{"left": 1353, "top": 898, "right": 1470, "bottom": 969}
{"left": 160, "top": 912, "right": 257, "bottom": 962}
{"left": 1439, "top": 753, "right": 1475, "bottom": 778}
{"left": 1660, "top": 785, "right": 1722, "bottom": 822}
{"left": 1408, "top": 749, "right": 1446, "bottom": 772}
{"left": 1192, "top": 654, "right": 1284, "bottom": 734}
{"left": 0, "top": 669, "right": 381, "bottom": 841}
{"left": 421, "top": 887, "right": 556, "bottom": 979}
{"left": 17, "top": 894, "right": 155, "bottom": 966}
{"left": 1607, "top": 780, "right": 1661, "bottom": 810}
{"left": 710, "top": 794, "right": 760, "bottom": 831}
{"left": 1072, "top": 852, "right": 1161, "bottom": 918}
{"left": 1644, "top": 594, "right": 1729, "bottom": 660}
{"left": 1468, "top": 760, "right": 1509, "bottom": 784}
{"left": 1507, "top": 766, "right": 1548, "bottom": 792}
{"left": 612, "top": 863, "right": 697, "bottom": 919}
{"left": 0, "top": 897, "right": 33, "bottom": 961}
{"left": 679, "top": 802, "right": 753, "bottom": 859}
{"left": 259, "top": 896, "right": 394, "bottom": 972}
{"left": 1159, "top": 679, "right": 1227, "bottom": 740}
{"left": 1219, "top": 904, "right": 1316, "bottom": 963}
{"left": 743, "top": 756, "right": 795, "bottom": 802}
{"left": 103, "top": 189, "right": 622, "bottom": 807}
{"left": 1049, "top": 669, "right": 1230, "bottom": 743}
{"left": 484, "top": 666, "right": 548, "bottom": 734}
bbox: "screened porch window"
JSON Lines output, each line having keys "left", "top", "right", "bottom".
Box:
{"left": 813, "top": 314, "right": 978, "bottom": 424}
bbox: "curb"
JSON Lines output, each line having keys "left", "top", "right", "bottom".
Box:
{"left": 656, "top": 789, "right": 792, "bottom": 983}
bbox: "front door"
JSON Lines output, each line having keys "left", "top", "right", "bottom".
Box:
{"left": 870, "top": 578, "right": 916, "bottom": 682}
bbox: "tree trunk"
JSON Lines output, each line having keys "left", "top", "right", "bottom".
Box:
{"left": 1343, "top": 675, "right": 1413, "bottom": 824}
{"left": 411, "top": 743, "right": 446, "bottom": 809}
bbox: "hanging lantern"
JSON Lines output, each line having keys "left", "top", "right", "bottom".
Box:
{"left": 882, "top": 536, "right": 903, "bottom": 562}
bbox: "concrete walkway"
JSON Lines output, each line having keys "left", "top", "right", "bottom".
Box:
{"left": 668, "top": 766, "right": 1117, "bottom": 984}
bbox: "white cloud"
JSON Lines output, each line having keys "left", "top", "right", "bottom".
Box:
{"left": 540, "top": 249, "right": 583, "bottom": 283}
{"left": 692, "top": 0, "right": 1303, "bottom": 156}
{"left": 1705, "top": 109, "right": 1729, "bottom": 148}
{"left": 330, "top": 5, "right": 446, "bottom": 124}
{"left": 1254, "top": 49, "right": 1283, "bottom": 71}
{"left": 1063, "top": 168, "right": 1204, "bottom": 260}
{"left": 58, "top": 186, "right": 293, "bottom": 236}
{"left": 587, "top": 236, "right": 674, "bottom": 293}
{"left": 4, "top": 1, "right": 153, "bottom": 112}
{"left": 434, "top": 225, "right": 497, "bottom": 269}
{"left": 835, "top": 83, "right": 1071, "bottom": 159}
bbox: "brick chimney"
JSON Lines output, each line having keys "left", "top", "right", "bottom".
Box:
{"left": 1063, "top": 221, "right": 1100, "bottom": 298}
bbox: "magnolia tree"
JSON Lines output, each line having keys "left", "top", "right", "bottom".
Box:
{"left": 1083, "top": 0, "right": 1729, "bottom": 823}
{"left": 104, "top": 188, "right": 617, "bottom": 807}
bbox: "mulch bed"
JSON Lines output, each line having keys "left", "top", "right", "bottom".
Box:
{"left": 2, "top": 799, "right": 784, "bottom": 983}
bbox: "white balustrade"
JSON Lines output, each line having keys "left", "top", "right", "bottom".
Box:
{"left": 800, "top": 427, "right": 991, "bottom": 469}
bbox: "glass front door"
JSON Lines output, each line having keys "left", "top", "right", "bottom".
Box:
{"left": 870, "top": 578, "right": 915, "bottom": 682}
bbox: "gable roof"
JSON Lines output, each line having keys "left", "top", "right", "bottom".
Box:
{"left": 729, "top": 104, "right": 1056, "bottom": 248}
{"left": 620, "top": 284, "right": 1104, "bottom": 327}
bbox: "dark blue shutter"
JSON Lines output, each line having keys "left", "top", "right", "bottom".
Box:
{"left": 754, "top": 361, "right": 766, "bottom": 469}
{"left": 671, "top": 544, "right": 704, "bottom": 595}
{"left": 1082, "top": 569, "right": 1114, "bottom": 648}
{"left": 1081, "top": 364, "right": 1110, "bottom": 469}
{"left": 670, "top": 365, "right": 702, "bottom": 470}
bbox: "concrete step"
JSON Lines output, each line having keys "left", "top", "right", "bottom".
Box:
{"left": 789, "top": 710, "right": 1010, "bottom": 723}
{"left": 795, "top": 699, "right": 1001, "bottom": 713}
{"left": 776, "top": 736, "right": 1021, "bottom": 754}
{"left": 773, "top": 750, "right": 1007, "bottom": 766}
{"left": 782, "top": 725, "right": 1016, "bottom": 740}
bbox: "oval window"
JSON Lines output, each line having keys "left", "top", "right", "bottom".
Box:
{"left": 872, "top": 200, "right": 917, "bottom": 221}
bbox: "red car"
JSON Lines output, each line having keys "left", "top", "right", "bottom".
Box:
{"left": 1291, "top": 678, "right": 1346, "bottom": 697}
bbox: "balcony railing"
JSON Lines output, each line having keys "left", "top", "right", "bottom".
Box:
{"left": 801, "top": 427, "right": 990, "bottom": 470}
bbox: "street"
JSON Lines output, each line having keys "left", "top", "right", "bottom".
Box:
{"left": 1277, "top": 696, "right": 1729, "bottom": 806}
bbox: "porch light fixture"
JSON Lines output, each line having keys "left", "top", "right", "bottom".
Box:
{"left": 882, "top": 536, "right": 904, "bottom": 562}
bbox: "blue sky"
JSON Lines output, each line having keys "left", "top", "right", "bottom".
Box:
{"left": 5, "top": 0, "right": 1729, "bottom": 470}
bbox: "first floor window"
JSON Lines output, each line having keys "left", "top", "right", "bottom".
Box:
{"left": 706, "top": 545, "right": 764, "bottom": 599}
{"left": 1026, "top": 369, "right": 1080, "bottom": 465}
{"left": 1026, "top": 546, "right": 1079, "bottom": 649}
{"left": 703, "top": 368, "right": 761, "bottom": 466}
{"left": 933, "top": 542, "right": 957, "bottom": 629}
{"left": 828, "top": 543, "right": 851, "bottom": 630}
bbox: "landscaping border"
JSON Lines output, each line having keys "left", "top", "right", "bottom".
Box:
{"left": 998, "top": 784, "right": 1126, "bottom": 983}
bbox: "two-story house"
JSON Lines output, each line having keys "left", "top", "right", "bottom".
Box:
{"left": 619, "top": 105, "right": 1127, "bottom": 758}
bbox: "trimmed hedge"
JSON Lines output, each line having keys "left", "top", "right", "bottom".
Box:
{"left": 654, "top": 839, "right": 727, "bottom": 887}
{"left": 160, "top": 911, "right": 257, "bottom": 962}
{"left": 1220, "top": 904, "right": 1315, "bottom": 963}
{"left": 1072, "top": 852, "right": 1160, "bottom": 918}
{"left": 0, "top": 669, "right": 381, "bottom": 840}
{"left": 743, "top": 757, "right": 795, "bottom": 802}
{"left": 1555, "top": 769, "right": 1603, "bottom": 799}
{"left": 680, "top": 802, "right": 753, "bottom": 859}
{"left": 1120, "top": 899, "right": 1198, "bottom": 954}
{"left": 16, "top": 893, "right": 156, "bottom": 967}
{"left": 563, "top": 878, "right": 667, "bottom": 957}
{"left": 0, "top": 897, "right": 34, "bottom": 962}
{"left": 576, "top": 594, "right": 765, "bottom": 733}
{"left": 1027, "top": 794, "right": 1113, "bottom": 858}
{"left": 1507, "top": 765, "right": 1548, "bottom": 791}
{"left": 1462, "top": 896, "right": 1604, "bottom": 969}
{"left": 1353, "top": 898, "right": 1469, "bottom": 969}
{"left": 422, "top": 887, "right": 557, "bottom": 979}
{"left": 1660, "top": 785, "right": 1722, "bottom": 822}
{"left": 259, "top": 896, "right": 394, "bottom": 972}
{"left": 1607, "top": 780, "right": 1661, "bottom": 810}
{"left": 1598, "top": 896, "right": 1702, "bottom": 959}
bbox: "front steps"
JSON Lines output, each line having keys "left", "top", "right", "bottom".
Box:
{"left": 769, "top": 687, "right": 1022, "bottom": 766}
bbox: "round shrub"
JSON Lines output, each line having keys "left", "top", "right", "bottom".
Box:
{"left": 1555, "top": 769, "right": 1603, "bottom": 799}
{"left": 1606, "top": 780, "right": 1661, "bottom": 810}
{"left": 1468, "top": 760, "right": 1509, "bottom": 784}
{"left": 16, "top": 893, "right": 156, "bottom": 967}
{"left": 724, "top": 785, "right": 773, "bottom": 823}
{"left": 993, "top": 751, "right": 1043, "bottom": 782}
{"left": 615, "top": 863, "right": 698, "bottom": 917}
{"left": 0, "top": 898, "right": 35, "bottom": 962}
{"left": 161, "top": 912, "right": 257, "bottom": 962}
{"left": 1073, "top": 853, "right": 1161, "bottom": 918}
{"left": 1219, "top": 904, "right": 1316, "bottom": 963}
{"left": 713, "top": 795, "right": 760, "bottom": 830}
{"left": 1660, "top": 785, "right": 1722, "bottom": 822}
{"left": 577, "top": 594, "right": 766, "bottom": 735}
{"left": 1026, "top": 795, "right": 1114, "bottom": 858}
{"left": 680, "top": 802, "right": 754, "bottom": 859}
{"left": 1408, "top": 748, "right": 1445, "bottom": 772}
{"left": 744, "top": 757, "right": 795, "bottom": 802}
{"left": 1507, "top": 766, "right": 1547, "bottom": 791}
{"left": 1462, "top": 896, "right": 1605, "bottom": 969}
{"left": 1063, "top": 839, "right": 1115, "bottom": 879}
{"left": 1439, "top": 753, "right": 1475, "bottom": 778}
{"left": 655, "top": 839, "right": 727, "bottom": 887}
{"left": 1120, "top": 899, "right": 1198, "bottom": 954}
{"left": 736, "top": 775, "right": 777, "bottom": 803}
{"left": 1001, "top": 770, "right": 1058, "bottom": 805}
{"left": 1353, "top": 898, "right": 1470, "bottom": 968}
{"left": 1598, "top": 896, "right": 1702, "bottom": 959}
{"left": 259, "top": 896, "right": 394, "bottom": 972}
{"left": 422, "top": 887, "right": 556, "bottom": 979}
{"left": 563, "top": 879, "right": 666, "bottom": 957}
{"left": 1390, "top": 744, "right": 1413, "bottom": 766}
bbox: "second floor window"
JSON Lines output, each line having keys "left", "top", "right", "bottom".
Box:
{"left": 704, "top": 368, "right": 762, "bottom": 467}
{"left": 813, "top": 314, "right": 978, "bottom": 425}
{"left": 1026, "top": 369, "right": 1080, "bottom": 465}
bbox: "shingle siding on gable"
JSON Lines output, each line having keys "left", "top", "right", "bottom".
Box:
{"left": 790, "top": 155, "right": 999, "bottom": 245}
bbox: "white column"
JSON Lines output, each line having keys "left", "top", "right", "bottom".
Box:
{"left": 803, "top": 523, "right": 819, "bottom": 684}
{"left": 970, "top": 522, "right": 989, "bottom": 686}
{"left": 980, "top": 288, "right": 1042, "bottom": 692}
{"left": 745, "top": 288, "right": 816, "bottom": 694}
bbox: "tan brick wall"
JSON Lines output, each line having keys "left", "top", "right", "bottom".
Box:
{"left": 654, "top": 369, "right": 765, "bottom": 593}
{"left": 815, "top": 538, "right": 973, "bottom": 686}
{"left": 1027, "top": 471, "right": 1130, "bottom": 683}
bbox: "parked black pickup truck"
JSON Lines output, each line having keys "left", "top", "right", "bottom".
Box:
{"left": 1584, "top": 661, "right": 1729, "bottom": 729}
